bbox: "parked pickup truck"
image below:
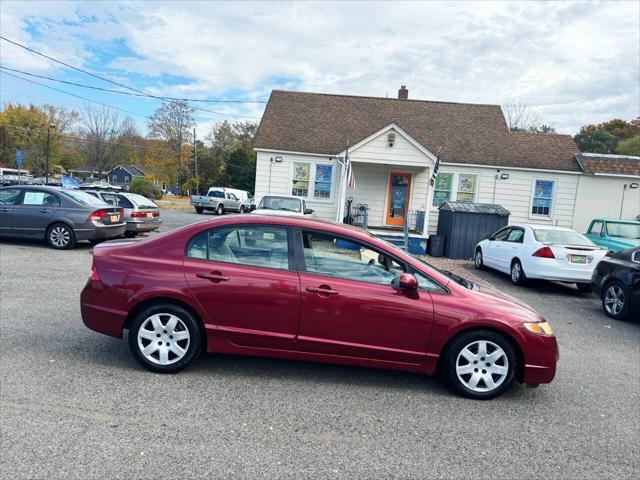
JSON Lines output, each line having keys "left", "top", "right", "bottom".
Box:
{"left": 191, "top": 187, "right": 252, "bottom": 215}
{"left": 584, "top": 218, "right": 640, "bottom": 252}
{"left": 252, "top": 195, "right": 314, "bottom": 217}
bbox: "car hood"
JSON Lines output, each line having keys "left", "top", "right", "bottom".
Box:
{"left": 252, "top": 209, "right": 303, "bottom": 216}
{"left": 469, "top": 283, "right": 543, "bottom": 322}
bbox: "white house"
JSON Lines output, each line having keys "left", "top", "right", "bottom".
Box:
{"left": 253, "top": 87, "right": 639, "bottom": 238}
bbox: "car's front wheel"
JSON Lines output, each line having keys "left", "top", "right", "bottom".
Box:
{"left": 474, "top": 248, "right": 484, "bottom": 270}
{"left": 128, "top": 303, "right": 202, "bottom": 373}
{"left": 602, "top": 281, "right": 630, "bottom": 320}
{"left": 510, "top": 259, "right": 526, "bottom": 285}
{"left": 46, "top": 223, "right": 76, "bottom": 249}
{"left": 239, "top": 205, "right": 246, "bottom": 214}
{"left": 442, "top": 330, "right": 517, "bottom": 399}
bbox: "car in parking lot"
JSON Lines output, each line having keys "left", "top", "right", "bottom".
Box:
{"left": 475, "top": 224, "right": 608, "bottom": 291}
{"left": 84, "top": 190, "right": 162, "bottom": 238}
{"left": 591, "top": 246, "right": 640, "bottom": 320}
{"left": 252, "top": 195, "right": 314, "bottom": 217}
{"left": 0, "top": 185, "right": 126, "bottom": 249}
{"left": 81, "top": 215, "right": 558, "bottom": 399}
{"left": 191, "top": 187, "right": 253, "bottom": 215}
{"left": 584, "top": 218, "right": 640, "bottom": 253}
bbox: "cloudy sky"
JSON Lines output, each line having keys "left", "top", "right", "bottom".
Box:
{"left": 1, "top": 0, "right": 638, "bottom": 136}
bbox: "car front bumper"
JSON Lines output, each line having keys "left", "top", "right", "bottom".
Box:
{"left": 522, "top": 334, "right": 559, "bottom": 384}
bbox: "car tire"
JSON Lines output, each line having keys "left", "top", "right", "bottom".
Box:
{"left": 46, "top": 223, "right": 76, "bottom": 250}
{"left": 239, "top": 205, "right": 246, "bottom": 214}
{"left": 216, "top": 204, "right": 224, "bottom": 215}
{"left": 442, "top": 329, "right": 517, "bottom": 400}
{"left": 602, "top": 281, "right": 630, "bottom": 320}
{"left": 474, "top": 248, "right": 485, "bottom": 270}
{"left": 128, "top": 303, "right": 202, "bottom": 373}
{"left": 124, "top": 231, "right": 138, "bottom": 238}
{"left": 576, "top": 283, "right": 591, "bottom": 293}
{"left": 195, "top": 207, "right": 204, "bottom": 214}
{"left": 510, "top": 259, "right": 526, "bottom": 285}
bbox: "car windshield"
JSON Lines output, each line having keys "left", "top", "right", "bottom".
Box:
{"left": 126, "top": 193, "right": 157, "bottom": 208}
{"left": 607, "top": 222, "right": 640, "bottom": 239}
{"left": 258, "top": 196, "right": 301, "bottom": 212}
{"left": 532, "top": 228, "right": 595, "bottom": 245}
{"left": 61, "top": 189, "right": 107, "bottom": 206}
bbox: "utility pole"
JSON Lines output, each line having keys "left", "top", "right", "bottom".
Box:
{"left": 45, "top": 124, "right": 55, "bottom": 185}
{"left": 194, "top": 127, "right": 198, "bottom": 178}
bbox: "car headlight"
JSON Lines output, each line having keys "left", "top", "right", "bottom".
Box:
{"left": 523, "top": 321, "right": 554, "bottom": 336}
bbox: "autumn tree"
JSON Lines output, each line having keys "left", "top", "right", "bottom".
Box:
{"left": 147, "top": 100, "right": 195, "bottom": 183}
{"left": 574, "top": 118, "right": 640, "bottom": 154}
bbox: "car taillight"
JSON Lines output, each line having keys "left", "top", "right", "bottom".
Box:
{"left": 532, "top": 246, "right": 555, "bottom": 258}
{"left": 89, "top": 260, "right": 100, "bottom": 281}
{"left": 152, "top": 210, "right": 159, "bottom": 217}
{"left": 88, "top": 209, "right": 107, "bottom": 221}
{"left": 130, "top": 211, "right": 146, "bottom": 218}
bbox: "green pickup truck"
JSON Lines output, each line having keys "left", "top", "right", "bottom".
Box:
{"left": 585, "top": 218, "right": 640, "bottom": 252}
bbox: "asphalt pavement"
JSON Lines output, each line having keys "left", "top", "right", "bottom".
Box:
{"left": 1, "top": 209, "right": 638, "bottom": 479}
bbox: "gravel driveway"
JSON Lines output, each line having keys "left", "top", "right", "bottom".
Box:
{"left": 1, "top": 209, "right": 638, "bottom": 479}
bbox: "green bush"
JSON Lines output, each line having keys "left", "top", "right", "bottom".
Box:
{"left": 129, "top": 177, "right": 162, "bottom": 200}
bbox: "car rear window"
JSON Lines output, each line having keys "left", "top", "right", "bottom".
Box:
{"left": 125, "top": 194, "right": 156, "bottom": 208}
{"left": 532, "top": 228, "right": 594, "bottom": 245}
{"left": 61, "top": 189, "right": 108, "bottom": 206}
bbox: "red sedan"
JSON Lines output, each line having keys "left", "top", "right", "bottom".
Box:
{"left": 81, "top": 215, "right": 558, "bottom": 399}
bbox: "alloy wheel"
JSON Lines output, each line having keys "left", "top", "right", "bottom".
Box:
{"left": 604, "top": 285, "right": 625, "bottom": 316}
{"left": 137, "top": 313, "right": 191, "bottom": 365}
{"left": 511, "top": 262, "right": 522, "bottom": 283}
{"left": 475, "top": 250, "right": 483, "bottom": 268}
{"left": 456, "top": 340, "right": 509, "bottom": 393}
{"left": 49, "top": 226, "right": 70, "bottom": 247}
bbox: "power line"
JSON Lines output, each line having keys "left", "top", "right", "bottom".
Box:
{"left": 0, "top": 36, "right": 267, "bottom": 104}
{"left": 0, "top": 69, "right": 152, "bottom": 119}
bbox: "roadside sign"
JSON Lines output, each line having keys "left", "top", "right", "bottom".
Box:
{"left": 16, "top": 148, "right": 23, "bottom": 168}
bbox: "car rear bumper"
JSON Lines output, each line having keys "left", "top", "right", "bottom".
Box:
{"left": 126, "top": 219, "right": 162, "bottom": 232}
{"left": 525, "top": 259, "right": 597, "bottom": 283}
{"left": 74, "top": 223, "right": 127, "bottom": 240}
{"left": 80, "top": 281, "right": 127, "bottom": 338}
{"left": 521, "top": 333, "right": 558, "bottom": 384}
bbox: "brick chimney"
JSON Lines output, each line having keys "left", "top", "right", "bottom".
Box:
{"left": 398, "top": 85, "right": 408, "bottom": 100}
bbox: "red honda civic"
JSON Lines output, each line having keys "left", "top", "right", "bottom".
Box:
{"left": 81, "top": 215, "right": 558, "bottom": 399}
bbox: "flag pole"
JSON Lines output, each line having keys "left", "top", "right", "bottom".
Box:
{"left": 337, "top": 141, "right": 350, "bottom": 223}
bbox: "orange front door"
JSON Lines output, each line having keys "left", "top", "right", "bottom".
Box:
{"left": 385, "top": 172, "right": 412, "bottom": 226}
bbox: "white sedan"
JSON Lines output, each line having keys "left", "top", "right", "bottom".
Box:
{"left": 474, "top": 224, "right": 608, "bottom": 291}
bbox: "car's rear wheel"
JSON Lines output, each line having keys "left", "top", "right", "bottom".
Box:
{"left": 46, "top": 223, "right": 76, "bottom": 249}
{"left": 128, "top": 304, "right": 202, "bottom": 373}
{"left": 195, "top": 207, "right": 204, "bottom": 214}
{"left": 602, "top": 281, "right": 629, "bottom": 320}
{"left": 474, "top": 248, "right": 484, "bottom": 270}
{"left": 442, "top": 330, "right": 517, "bottom": 400}
{"left": 510, "top": 259, "right": 526, "bottom": 285}
{"left": 216, "top": 204, "right": 224, "bottom": 215}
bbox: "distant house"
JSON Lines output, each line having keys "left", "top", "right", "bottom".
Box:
{"left": 107, "top": 164, "right": 145, "bottom": 187}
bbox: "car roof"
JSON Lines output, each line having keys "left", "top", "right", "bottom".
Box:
{"left": 593, "top": 218, "right": 640, "bottom": 225}
{"left": 509, "top": 223, "right": 576, "bottom": 232}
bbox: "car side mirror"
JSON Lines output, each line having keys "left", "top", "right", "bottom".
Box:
{"left": 484, "top": 234, "right": 492, "bottom": 240}
{"left": 304, "top": 208, "right": 314, "bottom": 215}
{"left": 398, "top": 273, "right": 418, "bottom": 291}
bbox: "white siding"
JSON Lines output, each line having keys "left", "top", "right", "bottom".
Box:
{"left": 350, "top": 128, "right": 432, "bottom": 167}
{"left": 254, "top": 151, "right": 341, "bottom": 221}
{"left": 573, "top": 175, "right": 640, "bottom": 232}
{"left": 426, "top": 165, "right": 581, "bottom": 234}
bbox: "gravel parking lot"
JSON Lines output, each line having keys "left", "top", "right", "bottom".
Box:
{"left": 1, "top": 209, "right": 638, "bottom": 479}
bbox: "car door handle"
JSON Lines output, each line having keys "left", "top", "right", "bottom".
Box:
{"left": 306, "top": 286, "right": 339, "bottom": 295}
{"left": 196, "top": 272, "right": 230, "bottom": 282}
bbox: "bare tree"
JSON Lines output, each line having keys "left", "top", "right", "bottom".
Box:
{"left": 41, "top": 104, "right": 79, "bottom": 134}
{"left": 503, "top": 100, "right": 542, "bottom": 132}
{"left": 78, "top": 104, "right": 121, "bottom": 174}
{"left": 147, "top": 100, "right": 195, "bottom": 182}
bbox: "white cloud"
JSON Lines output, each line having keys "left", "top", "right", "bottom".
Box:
{"left": 1, "top": 0, "right": 638, "bottom": 133}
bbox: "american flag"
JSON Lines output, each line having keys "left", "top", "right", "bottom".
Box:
{"left": 345, "top": 145, "right": 355, "bottom": 189}
{"left": 429, "top": 147, "right": 442, "bottom": 186}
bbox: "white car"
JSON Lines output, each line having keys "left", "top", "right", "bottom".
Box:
{"left": 474, "top": 224, "right": 608, "bottom": 291}
{"left": 252, "top": 195, "right": 314, "bottom": 217}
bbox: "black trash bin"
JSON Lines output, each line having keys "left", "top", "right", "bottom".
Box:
{"left": 436, "top": 202, "right": 510, "bottom": 259}
{"left": 428, "top": 234, "right": 445, "bottom": 257}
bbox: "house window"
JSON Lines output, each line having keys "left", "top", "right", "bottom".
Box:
{"left": 531, "top": 179, "right": 554, "bottom": 216}
{"left": 292, "top": 162, "right": 310, "bottom": 197}
{"left": 125, "top": 175, "right": 130, "bottom": 184}
{"left": 112, "top": 176, "right": 117, "bottom": 182}
{"left": 314, "top": 164, "right": 333, "bottom": 199}
{"left": 432, "top": 173, "right": 453, "bottom": 207}
{"left": 456, "top": 175, "right": 476, "bottom": 202}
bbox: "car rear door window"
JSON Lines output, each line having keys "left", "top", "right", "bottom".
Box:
{"left": 186, "top": 226, "right": 290, "bottom": 270}
{"left": 506, "top": 228, "right": 524, "bottom": 243}
{"left": 300, "top": 230, "right": 404, "bottom": 285}
{"left": 21, "top": 191, "right": 60, "bottom": 206}
{"left": 0, "top": 189, "right": 21, "bottom": 205}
